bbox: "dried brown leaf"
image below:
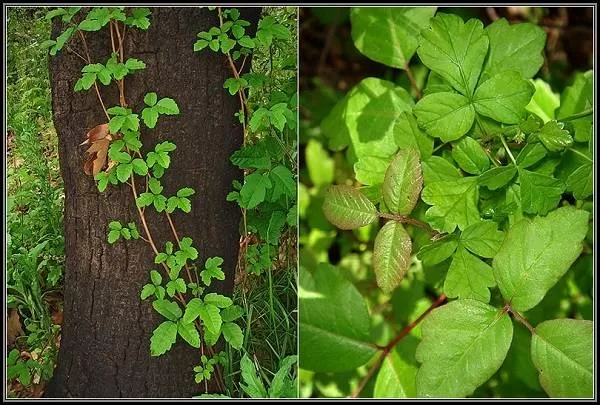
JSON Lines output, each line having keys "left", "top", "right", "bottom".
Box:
{"left": 80, "top": 123, "right": 109, "bottom": 146}
{"left": 7, "top": 309, "right": 24, "bottom": 346}
{"left": 83, "top": 137, "right": 110, "bottom": 176}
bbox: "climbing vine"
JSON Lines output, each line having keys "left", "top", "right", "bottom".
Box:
{"left": 44, "top": 6, "right": 245, "bottom": 395}
{"left": 193, "top": 6, "right": 298, "bottom": 398}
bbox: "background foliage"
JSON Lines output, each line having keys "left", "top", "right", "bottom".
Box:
{"left": 7, "top": 8, "right": 64, "bottom": 397}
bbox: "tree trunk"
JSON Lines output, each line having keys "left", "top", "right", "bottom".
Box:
{"left": 45, "top": 7, "right": 261, "bottom": 398}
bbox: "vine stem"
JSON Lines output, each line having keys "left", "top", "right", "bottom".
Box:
{"left": 378, "top": 212, "right": 440, "bottom": 238}
{"left": 499, "top": 134, "right": 517, "bottom": 165}
{"left": 218, "top": 6, "right": 250, "bottom": 273}
{"left": 351, "top": 294, "right": 448, "bottom": 398}
{"left": 504, "top": 303, "right": 535, "bottom": 334}
{"left": 165, "top": 211, "right": 197, "bottom": 286}
{"left": 77, "top": 30, "right": 109, "bottom": 120}
{"left": 404, "top": 62, "right": 422, "bottom": 99}
{"left": 559, "top": 108, "right": 593, "bottom": 122}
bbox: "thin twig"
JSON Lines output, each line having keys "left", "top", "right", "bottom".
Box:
{"left": 499, "top": 134, "right": 517, "bottom": 165}
{"left": 165, "top": 211, "right": 196, "bottom": 286}
{"left": 505, "top": 303, "right": 535, "bottom": 334}
{"left": 378, "top": 212, "right": 440, "bottom": 238}
{"left": 77, "top": 30, "right": 109, "bottom": 120}
{"left": 351, "top": 294, "right": 448, "bottom": 398}
{"left": 65, "top": 44, "right": 88, "bottom": 63}
{"left": 404, "top": 63, "right": 422, "bottom": 99}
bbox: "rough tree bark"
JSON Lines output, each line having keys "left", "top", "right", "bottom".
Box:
{"left": 45, "top": 7, "right": 261, "bottom": 398}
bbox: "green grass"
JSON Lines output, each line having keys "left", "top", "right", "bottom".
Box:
{"left": 222, "top": 6, "right": 298, "bottom": 398}
{"left": 7, "top": 7, "right": 65, "bottom": 397}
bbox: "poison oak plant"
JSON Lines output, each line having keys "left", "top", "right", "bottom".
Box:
{"left": 192, "top": 7, "right": 297, "bottom": 398}
{"left": 193, "top": 7, "right": 297, "bottom": 281}
{"left": 44, "top": 6, "right": 246, "bottom": 395}
{"left": 300, "top": 8, "right": 593, "bottom": 398}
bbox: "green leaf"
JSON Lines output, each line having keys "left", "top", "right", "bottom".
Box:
{"left": 177, "top": 320, "right": 200, "bottom": 348}
{"left": 46, "top": 8, "right": 67, "bottom": 20}
{"left": 125, "top": 58, "right": 146, "bottom": 71}
{"left": 350, "top": 7, "right": 436, "bottom": 69}
{"left": 240, "top": 172, "right": 272, "bottom": 209}
{"left": 166, "top": 197, "right": 178, "bottom": 213}
{"left": 421, "top": 177, "right": 480, "bottom": 233}
{"left": 421, "top": 156, "right": 462, "bottom": 184}
{"left": 156, "top": 98, "right": 179, "bottom": 115}
{"left": 107, "top": 229, "right": 120, "bottom": 244}
{"left": 116, "top": 163, "right": 132, "bottom": 183}
{"left": 268, "top": 355, "right": 298, "bottom": 398}
{"left": 382, "top": 148, "right": 422, "bottom": 215}
{"left": 526, "top": 79, "right": 560, "bottom": 123}
{"left": 120, "top": 228, "right": 131, "bottom": 240}
{"left": 451, "top": 136, "right": 489, "bottom": 175}
{"left": 299, "top": 263, "right": 377, "bottom": 372}
{"left": 394, "top": 112, "right": 434, "bottom": 160}
{"left": 556, "top": 70, "right": 592, "bottom": 142}
{"left": 222, "top": 322, "right": 243, "bottom": 350}
{"left": 237, "top": 36, "right": 255, "bottom": 48}
{"left": 373, "top": 221, "right": 412, "bottom": 294}
{"left": 198, "top": 303, "right": 222, "bottom": 335}
{"left": 177, "top": 198, "right": 191, "bottom": 213}
{"left": 108, "top": 221, "right": 122, "bottom": 231}
{"left": 534, "top": 120, "right": 573, "bottom": 152}
{"left": 148, "top": 178, "right": 163, "bottom": 194}
{"left": 131, "top": 159, "right": 148, "bottom": 176}
{"left": 141, "top": 107, "right": 158, "bottom": 129}
{"left": 566, "top": 163, "right": 593, "bottom": 200}
{"left": 478, "top": 165, "right": 517, "bottom": 190}
{"left": 176, "top": 187, "right": 195, "bottom": 198}
{"left": 321, "top": 77, "right": 414, "bottom": 161}
{"left": 493, "top": 206, "right": 589, "bottom": 312}
{"left": 125, "top": 8, "right": 151, "bottom": 30}
{"left": 200, "top": 257, "right": 225, "bottom": 286}
{"left": 414, "top": 93, "right": 475, "bottom": 142}
{"left": 416, "top": 236, "right": 459, "bottom": 266}
{"left": 136, "top": 192, "right": 155, "bottom": 207}
{"left": 444, "top": 247, "right": 496, "bottom": 302}
{"left": 416, "top": 299, "right": 513, "bottom": 397}
{"left": 221, "top": 305, "right": 244, "bottom": 322}
{"left": 531, "top": 319, "right": 593, "bottom": 398}
{"left": 322, "top": 185, "right": 379, "bottom": 230}
{"left": 182, "top": 298, "right": 203, "bottom": 324}
{"left": 150, "top": 270, "right": 162, "bottom": 286}
{"left": 155, "top": 141, "right": 177, "bottom": 153}
{"left": 417, "top": 13, "right": 488, "bottom": 97}
{"left": 204, "top": 293, "right": 232, "bottom": 308}
{"left": 74, "top": 72, "right": 97, "bottom": 92}
{"left": 481, "top": 18, "right": 546, "bottom": 82}
{"left": 354, "top": 156, "right": 389, "bottom": 187}
{"left": 152, "top": 299, "right": 182, "bottom": 321}
{"left": 516, "top": 143, "right": 547, "bottom": 169}
{"left": 140, "top": 284, "right": 155, "bottom": 300}
{"left": 473, "top": 71, "right": 535, "bottom": 124}
{"left": 150, "top": 321, "right": 177, "bottom": 356}
{"left": 269, "top": 165, "right": 296, "bottom": 202}
{"left": 374, "top": 336, "right": 420, "bottom": 398}
{"left": 230, "top": 143, "right": 270, "bottom": 169}
{"left": 459, "top": 220, "right": 504, "bottom": 258}
{"left": 240, "top": 354, "right": 268, "bottom": 398}
{"left": 143, "top": 92, "right": 158, "bottom": 108}
{"left": 518, "top": 168, "right": 565, "bottom": 215}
